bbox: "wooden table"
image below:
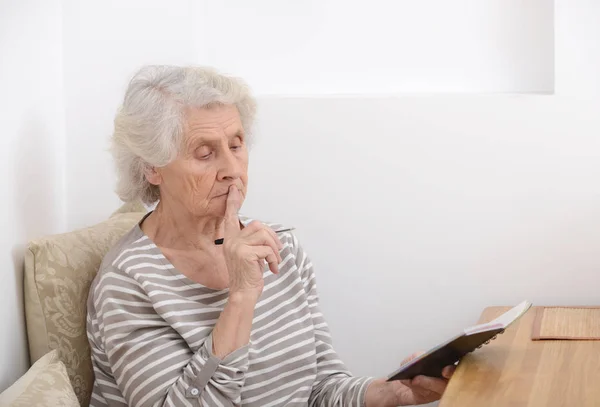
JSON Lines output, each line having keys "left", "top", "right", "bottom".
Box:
{"left": 439, "top": 306, "right": 600, "bottom": 407}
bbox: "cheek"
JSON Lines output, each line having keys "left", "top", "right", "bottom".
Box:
{"left": 183, "top": 163, "right": 216, "bottom": 201}
{"left": 164, "top": 161, "right": 211, "bottom": 196}
{"left": 188, "top": 173, "right": 213, "bottom": 196}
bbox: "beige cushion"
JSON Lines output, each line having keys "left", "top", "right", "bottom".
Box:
{"left": 23, "top": 204, "right": 146, "bottom": 406}
{"left": 110, "top": 199, "right": 147, "bottom": 216}
{"left": 0, "top": 350, "right": 79, "bottom": 407}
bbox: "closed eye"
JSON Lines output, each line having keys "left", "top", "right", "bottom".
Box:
{"left": 195, "top": 145, "right": 212, "bottom": 160}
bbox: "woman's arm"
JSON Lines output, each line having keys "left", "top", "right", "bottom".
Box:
{"left": 291, "top": 235, "right": 373, "bottom": 406}
{"left": 211, "top": 291, "right": 258, "bottom": 359}
{"left": 92, "top": 270, "right": 252, "bottom": 407}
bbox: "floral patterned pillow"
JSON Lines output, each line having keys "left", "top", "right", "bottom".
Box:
{"left": 0, "top": 350, "right": 79, "bottom": 407}
{"left": 23, "top": 203, "right": 146, "bottom": 406}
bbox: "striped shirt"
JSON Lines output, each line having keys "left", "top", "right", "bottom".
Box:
{"left": 86, "top": 216, "right": 373, "bottom": 407}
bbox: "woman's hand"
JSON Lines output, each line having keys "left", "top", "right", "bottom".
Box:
{"left": 365, "top": 353, "right": 455, "bottom": 406}
{"left": 394, "top": 352, "right": 455, "bottom": 404}
{"left": 223, "top": 186, "right": 283, "bottom": 299}
{"left": 390, "top": 368, "right": 454, "bottom": 405}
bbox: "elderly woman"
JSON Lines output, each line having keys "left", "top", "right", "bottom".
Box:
{"left": 86, "top": 65, "right": 453, "bottom": 407}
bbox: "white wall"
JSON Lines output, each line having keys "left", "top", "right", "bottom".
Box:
{"left": 243, "top": 95, "right": 600, "bottom": 378}
{"left": 240, "top": 1, "right": 600, "bottom": 378}
{"left": 62, "top": 0, "right": 196, "bottom": 229}
{"left": 0, "top": 0, "right": 65, "bottom": 391}
{"left": 60, "top": 0, "right": 557, "bottom": 232}
{"left": 3, "top": 0, "right": 600, "bottom": 398}
{"left": 61, "top": 0, "right": 600, "bottom": 380}
{"left": 555, "top": 0, "right": 600, "bottom": 96}
{"left": 199, "top": 0, "right": 554, "bottom": 94}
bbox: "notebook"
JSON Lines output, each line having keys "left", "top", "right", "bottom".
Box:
{"left": 387, "top": 300, "right": 532, "bottom": 381}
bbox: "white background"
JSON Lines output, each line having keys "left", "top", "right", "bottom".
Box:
{"left": 0, "top": 0, "right": 65, "bottom": 391}
{"left": 2, "top": 0, "right": 600, "bottom": 403}
{"left": 197, "top": 0, "right": 555, "bottom": 94}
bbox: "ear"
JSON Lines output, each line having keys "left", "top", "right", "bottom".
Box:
{"left": 144, "top": 166, "right": 162, "bottom": 186}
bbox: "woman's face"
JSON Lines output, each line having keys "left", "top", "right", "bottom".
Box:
{"left": 150, "top": 104, "right": 249, "bottom": 218}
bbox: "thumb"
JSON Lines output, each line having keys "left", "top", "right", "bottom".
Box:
{"left": 224, "top": 185, "right": 241, "bottom": 234}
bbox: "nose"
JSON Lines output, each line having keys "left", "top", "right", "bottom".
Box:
{"left": 217, "top": 148, "right": 242, "bottom": 182}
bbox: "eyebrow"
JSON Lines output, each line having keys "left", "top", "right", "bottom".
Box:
{"left": 186, "top": 130, "right": 245, "bottom": 149}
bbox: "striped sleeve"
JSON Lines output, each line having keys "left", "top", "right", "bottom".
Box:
{"left": 93, "top": 268, "right": 249, "bottom": 407}
{"left": 291, "top": 235, "right": 374, "bottom": 407}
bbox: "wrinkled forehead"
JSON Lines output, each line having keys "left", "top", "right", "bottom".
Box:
{"left": 183, "top": 104, "right": 244, "bottom": 145}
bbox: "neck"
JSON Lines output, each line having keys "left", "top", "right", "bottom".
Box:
{"left": 143, "top": 199, "right": 231, "bottom": 250}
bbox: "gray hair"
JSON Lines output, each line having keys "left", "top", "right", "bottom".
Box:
{"left": 111, "top": 65, "right": 257, "bottom": 204}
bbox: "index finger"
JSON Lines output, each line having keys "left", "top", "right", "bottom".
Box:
{"left": 442, "top": 365, "right": 455, "bottom": 379}
{"left": 224, "top": 185, "right": 242, "bottom": 235}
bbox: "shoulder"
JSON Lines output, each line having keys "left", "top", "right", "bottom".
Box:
{"left": 100, "top": 225, "right": 149, "bottom": 270}
{"left": 89, "top": 226, "right": 151, "bottom": 309}
{"left": 96, "top": 224, "right": 151, "bottom": 280}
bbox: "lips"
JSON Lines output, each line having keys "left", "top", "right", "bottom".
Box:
{"left": 215, "top": 186, "right": 243, "bottom": 198}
